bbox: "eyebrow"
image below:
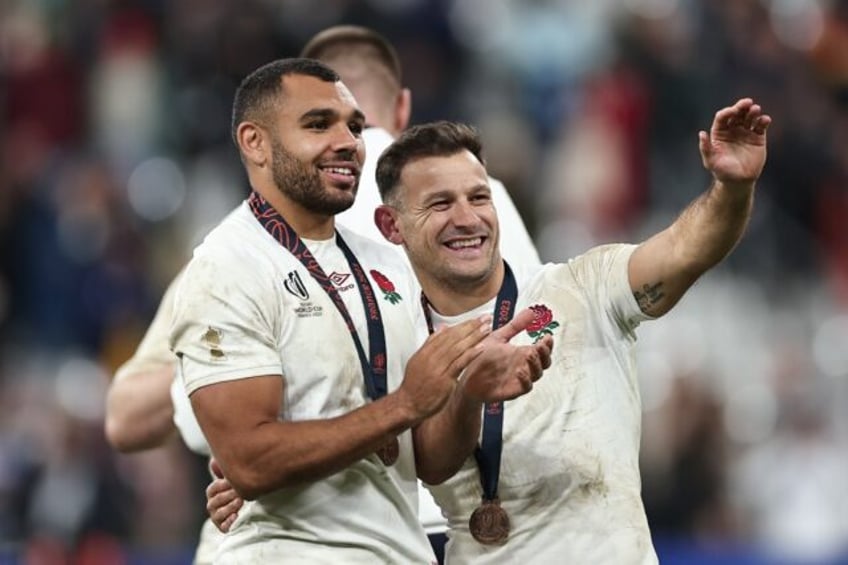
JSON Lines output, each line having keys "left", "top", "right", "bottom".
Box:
{"left": 421, "top": 183, "right": 490, "bottom": 203}
{"left": 298, "top": 108, "right": 366, "bottom": 124}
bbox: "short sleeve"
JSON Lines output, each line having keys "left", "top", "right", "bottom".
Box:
{"left": 170, "top": 250, "right": 282, "bottom": 395}
{"left": 567, "top": 244, "right": 652, "bottom": 337}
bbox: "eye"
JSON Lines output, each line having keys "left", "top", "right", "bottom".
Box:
{"left": 349, "top": 121, "right": 364, "bottom": 136}
{"left": 306, "top": 119, "right": 330, "bottom": 131}
{"left": 470, "top": 192, "right": 492, "bottom": 205}
{"left": 430, "top": 200, "right": 450, "bottom": 211}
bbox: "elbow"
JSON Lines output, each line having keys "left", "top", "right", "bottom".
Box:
{"left": 226, "top": 463, "right": 280, "bottom": 501}
{"left": 417, "top": 464, "right": 457, "bottom": 487}
{"left": 104, "top": 414, "right": 138, "bottom": 453}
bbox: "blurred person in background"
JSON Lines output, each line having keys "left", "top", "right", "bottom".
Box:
{"left": 104, "top": 24, "right": 540, "bottom": 563}
{"left": 210, "top": 96, "right": 771, "bottom": 564}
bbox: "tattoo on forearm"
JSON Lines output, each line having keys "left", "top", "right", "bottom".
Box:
{"left": 634, "top": 282, "right": 665, "bottom": 314}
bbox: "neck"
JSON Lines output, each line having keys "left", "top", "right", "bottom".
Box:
{"left": 418, "top": 260, "right": 505, "bottom": 317}
{"left": 253, "top": 183, "right": 335, "bottom": 240}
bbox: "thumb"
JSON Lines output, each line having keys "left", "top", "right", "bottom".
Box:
{"left": 490, "top": 307, "right": 535, "bottom": 342}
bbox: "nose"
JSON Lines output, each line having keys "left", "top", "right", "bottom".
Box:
{"left": 449, "top": 199, "right": 481, "bottom": 228}
{"left": 330, "top": 123, "right": 362, "bottom": 156}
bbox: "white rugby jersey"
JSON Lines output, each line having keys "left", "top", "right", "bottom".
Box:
{"left": 171, "top": 202, "right": 434, "bottom": 564}
{"left": 420, "top": 244, "right": 658, "bottom": 565}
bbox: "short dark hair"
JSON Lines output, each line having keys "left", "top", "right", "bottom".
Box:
{"left": 376, "top": 121, "right": 485, "bottom": 205}
{"left": 231, "top": 58, "right": 340, "bottom": 145}
{"left": 300, "top": 25, "right": 402, "bottom": 88}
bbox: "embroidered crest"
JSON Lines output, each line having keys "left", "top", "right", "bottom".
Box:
{"left": 370, "top": 270, "right": 402, "bottom": 304}
{"left": 526, "top": 304, "right": 560, "bottom": 343}
{"left": 202, "top": 326, "right": 226, "bottom": 359}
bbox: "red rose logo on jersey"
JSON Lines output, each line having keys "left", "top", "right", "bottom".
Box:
{"left": 526, "top": 304, "right": 560, "bottom": 343}
{"left": 370, "top": 270, "right": 402, "bottom": 304}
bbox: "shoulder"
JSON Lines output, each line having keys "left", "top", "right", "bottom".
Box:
{"left": 363, "top": 127, "right": 395, "bottom": 155}
{"left": 566, "top": 243, "right": 637, "bottom": 274}
{"left": 337, "top": 226, "right": 409, "bottom": 269}
{"left": 178, "top": 204, "right": 278, "bottom": 299}
{"left": 510, "top": 243, "right": 637, "bottom": 289}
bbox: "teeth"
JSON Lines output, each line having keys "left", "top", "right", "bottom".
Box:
{"left": 447, "top": 238, "right": 482, "bottom": 249}
{"left": 324, "top": 167, "right": 353, "bottom": 175}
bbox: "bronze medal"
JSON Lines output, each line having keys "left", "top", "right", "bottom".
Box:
{"left": 469, "top": 498, "right": 510, "bottom": 545}
{"left": 376, "top": 438, "right": 399, "bottom": 466}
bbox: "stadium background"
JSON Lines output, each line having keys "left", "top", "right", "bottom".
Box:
{"left": 2, "top": 0, "right": 848, "bottom": 563}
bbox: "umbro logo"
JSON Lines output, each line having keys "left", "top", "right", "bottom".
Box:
{"left": 329, "top": 272, "right": 354, "bottom": 292}
{"left": 284, "top": 271, "right": 309, "bottom": 301}
{"left": 329, "top": 272, "right": 350, "bottom": 287}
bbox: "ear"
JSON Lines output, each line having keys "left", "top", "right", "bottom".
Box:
{"left": 236, "top": 122, "right": 269, "bottom": 167}
{"left": 393, "top": 88, "right": 412, "bottom": 134}
{"left": 374, "top": 204, "right": 404, "bottom": 245}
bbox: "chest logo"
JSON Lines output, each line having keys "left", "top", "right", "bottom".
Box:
{"left": 526, "top": 304, "right": 560, "bottom": 343}
{"left": 369, "top": 270, "right": 402, "bottom": 304}
{"left": 329, "top": 271, "right": 354, "bottom": 292}
{"left": 284, "top": 271, "right": 309, "bottom": 301}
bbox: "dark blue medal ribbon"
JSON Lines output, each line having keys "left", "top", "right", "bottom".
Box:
{"left": 419, "top": 261, "right": 517, "bottom": 502}
{"left": 248, "top": 191, "right": 387, "bottom": 399}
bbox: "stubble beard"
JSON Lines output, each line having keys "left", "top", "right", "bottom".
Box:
{"left": 270, "top": 138, "right": 356, "bottom": 216}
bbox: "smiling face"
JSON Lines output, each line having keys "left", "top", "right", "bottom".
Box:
{"left": 264, "top": 74, "right": 366, "bottom": 216}
{"left": 391, "top": 150, "right": 503, "bottom": 298}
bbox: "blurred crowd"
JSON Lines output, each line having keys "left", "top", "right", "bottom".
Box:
{"left": 1, "top": 0, "right": 847, "bottom": 563}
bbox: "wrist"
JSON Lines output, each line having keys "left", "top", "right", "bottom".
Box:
{"left": 712, "top": 178, "right": 756, "bottom": 196}
{"left": 382, "top": 388, "right": 425, "bottom": 431}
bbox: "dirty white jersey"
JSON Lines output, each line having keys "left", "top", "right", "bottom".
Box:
{"left": 170, "top": 202, "right": 435, "bottom": 564}
{"left": 420, "top": 244, "right": 658, "bottom": 565}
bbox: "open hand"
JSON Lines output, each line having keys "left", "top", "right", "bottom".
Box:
{"left": 399, "top": 315, "right": 492, "bottom": 421}
{"left": 699, "top": 98, "right": 771, "bottom": 185}
{"left": 460, "top": 307, "right": 553, "bottom": 403}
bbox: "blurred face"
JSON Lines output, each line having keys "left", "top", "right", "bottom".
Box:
{"left": 392, "top": 151, "right": 501, "bottom": 291}
{"left": 269, "top": 74, "right": 366, "bottom": 215}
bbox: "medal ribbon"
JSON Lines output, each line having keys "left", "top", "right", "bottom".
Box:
{"left": 420, "top": 261, "right": 517, "bottom": 502}
{"left": 249, "top": 191, "right": 387, "bottom": 399}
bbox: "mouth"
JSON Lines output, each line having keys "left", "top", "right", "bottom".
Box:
{"left": 318, "top": 163, "right": 360, "bottom": 189}
{"left": 443, "top": 236, "right": 486, "bottom": 254}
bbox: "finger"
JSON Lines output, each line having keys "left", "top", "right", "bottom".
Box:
{"left": 434, "top": 314, "right": 491, "bottom": 335}
{"left": 742, "top": 104, "right": 761, "bottom": 129}
{"left": 698, "top": 130, "right": 711, "bottom": 167}
{"left": 221, "top": 496, "right": 244, "bottom": 518}
{"left": 214, "top": 510, "right": 235, "bottom": 533}
{"left": 206, "top": 478, "right": 230, "bottom": 498}
{"left": 221, "top": 513, "right": 237, "bottom": 533}
{"left": 428, "top": 317, "right": 491, "bottom": 363}
{"left": 752, "top": 115, "right": 772, "bottom": 135}
{"left": 490, "top": 308, "right": 535, "bottom": 342}
{"left": 443, "top": 333, "right": 492, "bottom": 378}
{"left": 524, "top": 351, "right": 543, "bottom": 383}
{"left": 535, "top": 336, "right": 554, "bottom": 370}
{"left": 207, "top": 491, "right": 232, "bottom": 517}
{"left": 713, "top": 105, "right": 738, "bottom": 128}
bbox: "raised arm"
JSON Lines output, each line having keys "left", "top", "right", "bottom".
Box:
{"left": 629, "top": 98, "right": 771, "bottom": 317}
{"left": 413, "top": 308, "right": 553, "bottom": 485}
{"left": 190, "top": 317, "right": 492, "bottom": 501}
